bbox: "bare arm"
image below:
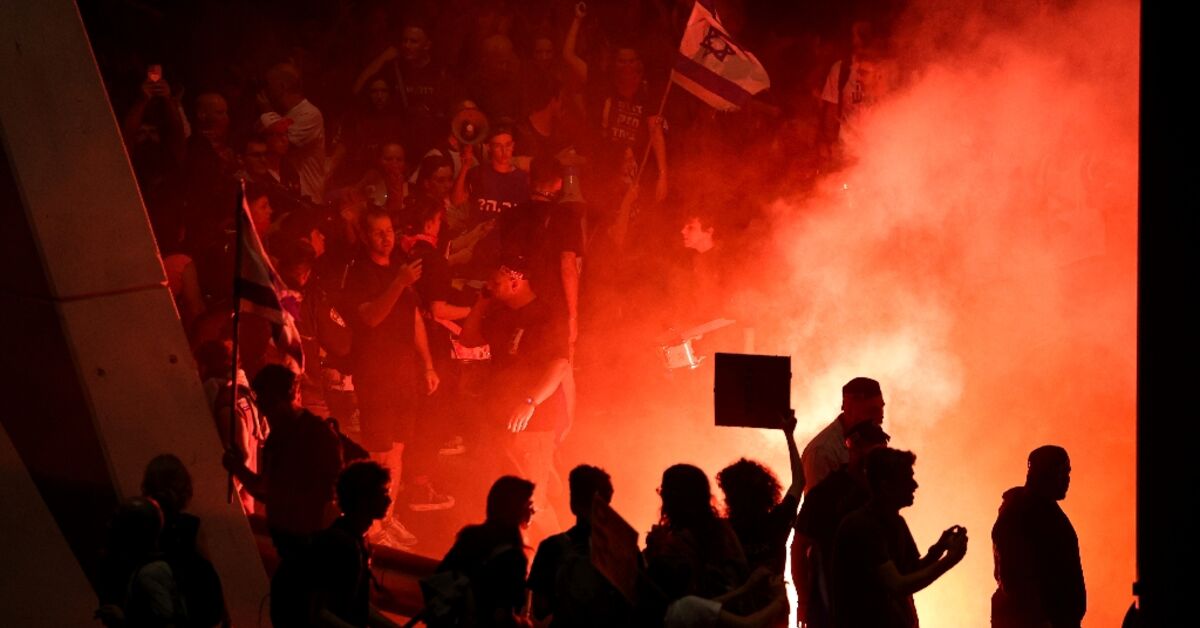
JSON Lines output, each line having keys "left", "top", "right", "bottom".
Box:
{"left": 457, "top": 295, "right": 490, "bottom": 348}
{"left": 528, "top": 358, "right": 570, "bottom": 406}
{"left": 414, "top": 307, "right": 435, "bottom": 371}
{"left": 783, "top": 412, "right": 804, "bottom": 501}
{"left": 431, "top": 300, "right": 472, "bottom": 321}
{"left": 352, "top": 46, "right": 399, "bottom": 95}
{"left": 447, "top": 218, "right": 493, "bottom": 264}
{"left": 504, "top": 356, "right": 571, "bottom": 433}
{"left": 450, "top": 146, "right": 476, "bottom": 206}
{"left": 222, "top": 451, "right": 268, "bottom": 502}
{"left": 122, "top": 80, "right": 185, "bottom": 165}
{"left": 120, "top": 85, "right": 155, "bottom": 144}
{"left": 560, "top": 251, "right": 579, "bottom": 346}
{"left": 791, "top": 532, "right": 815, "bottom": 623}
{"left": 563, "top": 4, "right": 588, "bottom": 83}
{"left": 414, "top": 308, "right": 440, "bottom": 394}
{"left": 877, "top": 530, "right": 967, "bottom": 596}
{"left": 356, "top": 260, "right": 422, "bottom": 328}
{"left": 717, "top": 596, "right": 788, "bottom": 628}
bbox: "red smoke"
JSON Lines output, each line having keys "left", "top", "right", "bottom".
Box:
{"left": 561, "top": 1, "right": 1137, "bottom": 626}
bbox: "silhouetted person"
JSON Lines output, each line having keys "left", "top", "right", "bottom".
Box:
{"left": 436, "top": 476, "right": 536, "bottom": 627}
{"left": 716, "top": 413, "right": 804, "bottom": 575}
{"left": 802, "top": 377, "right": 885, "bottom": 493}
{"left": 222, "top": 364, "right": 343, "bottom": 560}
{"left": 831, "top": 448, "right": 967, "bottom": 628}
{"left": 793, "top": 423, "right": 891, "bottom": 628}
{"left": 272, "top": 460, "right": 400, "bottom": 628}
{"left": 95, "top": 498, "right": 187, "bottom": 628}
{"left": 142, "top": 455, "right": 228, "bottom": 627}
{"left": 645, "top": 464, "right": 749, "bottom": 602}
{"left": 528, "top": 465, "right": 631, "bottom": 627}
{"left": 992, "top": 446, "right": 1086, "bottom": 628}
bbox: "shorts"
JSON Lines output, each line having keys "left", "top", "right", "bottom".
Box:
{"left": 354, "top": 370, "right": 417, "bottom": 452}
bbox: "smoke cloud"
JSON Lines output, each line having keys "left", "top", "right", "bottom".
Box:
{"left": 562, "top": 1, "right": 1137, "bottom": 626}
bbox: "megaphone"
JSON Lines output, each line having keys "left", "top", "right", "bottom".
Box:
{"left": 451, "top": 107, "right": 489, "bottom": 146}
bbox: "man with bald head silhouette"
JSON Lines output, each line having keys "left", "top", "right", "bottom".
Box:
{"left": 992, "top": 445, "right": 1086, "bottom": 628}
{"left": 801, "top": 377, "right": 886, "bottom": 493}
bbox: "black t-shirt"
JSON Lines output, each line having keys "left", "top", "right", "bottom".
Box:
{"left": 500, "top": 199, "right": 584, "bottom": 310}
{"left": 308, "top": 518, "right": 370, "bottom": 627}
{"left": 341, "top": 256, "right": 419, "bottom": 381}
{"left": 832, "top": 503, "right": 921, "bottom": 628}
{"left": 514, "top": 117, "right": 572, "bottom": 164}
{"left": 407, "top": 239, "right": 454, "bottom": 306}
{"left": 991, "top": 486, "right": 1086, "bottom": 627}
{"left": 796, "top": 468, "right": 869, "bottom": 548}
{"left": 465, "top": 166, "right": 532, "bottom": 279}
{"left": 438, "top": 522, "right": 528, "bottom": 626}
{"left": 528, "top": 524, "right": 633, "bottom": 627}
{"left": 730, "top": 493, "right": 800, "bottom": 574}
{"left": 590, "top": 85, "right": 656, "bottom": 193}
{"left": 396, "top": 60, "right": 447, "bottom": 119}
{"left": 482, "top": 297, "right": 568, "bottom": 432}
{"left": 397, "top": 60, "right": 448, "bottom": 156}
{"left": 407, "top": 238, "right": 458, "bottom": 361}
{"left": 261, "top": 410, "right": 343, "bottom": 537}
{"left": 597, "top": 89, "right": 648, "bottom": 156}
{"left": 467, "top": 165, "right": 531, "bottom": 222}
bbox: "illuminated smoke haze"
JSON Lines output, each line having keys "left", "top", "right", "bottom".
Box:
{"left": 561, "top": 1, "right": 1137, "bottom": 626}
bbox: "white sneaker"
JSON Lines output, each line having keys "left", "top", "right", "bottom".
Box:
{"left": 406, "top": 484, "right": 456, "bottom": 512}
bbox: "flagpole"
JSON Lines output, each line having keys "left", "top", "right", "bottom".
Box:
{"left": 635, "top": 74, "right": 673, "bottom": 189}
{"left": 614, "top": 75, "right": 674, "bottom": 248}
{"left": 227, "top": 179, "right": 246, "bottom": 504}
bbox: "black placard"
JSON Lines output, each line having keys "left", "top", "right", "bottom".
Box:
{"left": 714, "top": 353, "right": 791, "bottom": 428}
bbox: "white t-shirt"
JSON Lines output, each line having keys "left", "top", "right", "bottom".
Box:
{"left": 261, "top": 98, "right": 326, "bottom": 202}
{"left": 801, "top": 416, "right": 847, "bottom": 493}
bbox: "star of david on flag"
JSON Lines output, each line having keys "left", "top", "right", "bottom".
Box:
{"left": 673, "top": 0, "right": 770, "bottom": 111}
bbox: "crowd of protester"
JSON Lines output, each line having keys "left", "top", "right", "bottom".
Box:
{"left": 95, "top": 376, "right": 1083, "bottom": 627}
{"left": 89, "top": 0, "right": 904, "bottom": 551}
{"left": 82, "top": 1, "right": 1085, "bottom": 626}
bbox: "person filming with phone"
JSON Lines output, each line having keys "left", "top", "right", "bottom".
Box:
{"left": 830, "top": 447, "right": 968, "bottom": 628}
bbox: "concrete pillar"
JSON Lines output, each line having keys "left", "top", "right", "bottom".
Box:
{"left": 0, "top": 2, "right": 271, "bottom": 624}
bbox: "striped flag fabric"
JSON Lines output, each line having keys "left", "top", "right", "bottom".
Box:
{"left": 235, "top": 184, "right": 305, "bottom": 372}
{"left": 673, "top": 0, "right": 770, "bottom": 111}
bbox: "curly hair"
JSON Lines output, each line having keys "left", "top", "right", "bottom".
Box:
{"left": 716, "top": 458, "right": 782, "bottom": 522}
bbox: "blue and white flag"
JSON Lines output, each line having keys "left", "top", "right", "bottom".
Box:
{"left": 236, "top": 184, "right": 305, "bottom": 372}
{"left": 673, "top": 0, "right": 770, "bottom": 111}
